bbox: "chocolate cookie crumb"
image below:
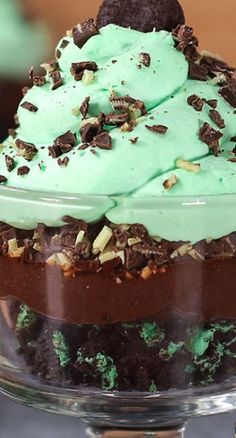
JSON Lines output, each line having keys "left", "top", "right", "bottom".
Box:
{"left": 0, "top": 175, "right": 7, "bottom": 183}
{"left": 209, "top": 109, "right": 225, "bottom": 129}
{"left": 187, "top": 94, "right": 204, "bottom": 111}
{"left": 92, "top": 132, "right": 112, "bottom": 150}
{"left": 146, "top": 125, "right": 168, "bottom": 134}
{"left": 5, "top": 155, "right": 15, "bottom": 172}
{"left": 17, "top": 166, "right": 30, "bottom": 176}
{"left": 79, "top": 97, "right": 90, "bottom": 119}
{"left": 72, "top": 19, "right": 99, "bottom": 48}
{"left": 20, "top": 102, "right": 38, "bottom": 113}
{"left": 139, "top": 53, "right": 151, "bottom": 67}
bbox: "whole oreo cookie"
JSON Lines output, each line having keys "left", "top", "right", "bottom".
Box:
{"left": 97, "top": 0, "right": 185, "bottom": 33}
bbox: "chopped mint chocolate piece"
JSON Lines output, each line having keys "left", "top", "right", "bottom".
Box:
{"left": 159, "top": 341, "right": 184, "bottom": 361}
{"left": 52, "top": 330, "right": 70, "bottom": 367}
{"left": 140, "top": 322, "right": 165, "bottom": 346}
{"left": 72, "top": 19, "right": 99, "bottom": 49}
{"left": 16, "top": 304, "right": 37, "bottom": 331}
{"left": 96, "top": 353, "right": 118, "bottom": 390}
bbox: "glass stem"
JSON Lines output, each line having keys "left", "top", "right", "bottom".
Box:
{"left": 87, "top": 425, "right": 186, "bottom": 438}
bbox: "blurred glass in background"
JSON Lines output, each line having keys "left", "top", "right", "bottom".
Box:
{"left": 0, "top": 0, "right": 50, "bottom": 140}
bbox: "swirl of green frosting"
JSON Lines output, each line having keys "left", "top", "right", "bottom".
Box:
{"left": 0, "top": 23, "right": 236, "bottom": 242}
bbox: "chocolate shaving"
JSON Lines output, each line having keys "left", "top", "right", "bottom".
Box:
{"left": 139, "top": 53, "right": 151, "bottom": 67}
{"left": 0, "top": 175, "right": 7, "bottom": 184}
{"left": 187, "top": 94, "right": 204, "bottom": 111}
{"left": 15, "top": 139, "right": 38, "bottom": 161}
{"left": 50, "top": 71, "right": 63, "bottom": 90}
{"left": 219, "top": 79, "right": 236, "bottom": 108}
{"left": 105, "top": 112, "right": 129, "bottom": 125}
{"left": 209, "top": 109, "right": 225, "bottom": 129}
{"left": 70, "top": 62, "right": 98, "bottom": 81}
{"left": 145, "top": 125, "right": 168, "bottom": 134}
{"left": 80, "top": 123, "right": 101, "bottom": 144}
{"left": 199, "top": 122, "right": 223, "bottom": 156}
{"left": 91, "top": 132, "right": 112, "bottom": 150}
{"left": 57, "top": 157, "right": 69, "bottom": 167}
{"left": 17, "top": 166, "right": 30, "bottom": 176}
{"left": 79, "top": 97, "right": 90, "bottom": 119}
{"left": 5, "top": 155, "right": 15, "bottom": 172}
{"left": 189, "top": 62, "right": 208, "bottom": 81}
{"left": 20, "top": 101, "right": 38, "bottom": 112}
{"left": 72, "top": 19, "right": 99, "bottom": 48}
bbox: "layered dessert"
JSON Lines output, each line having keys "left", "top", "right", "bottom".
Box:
{"left": 1, "top": 0, "right": 236, "bottom": 392}
{"left": 0, "top": 0, "right": 50, "bottom": 140}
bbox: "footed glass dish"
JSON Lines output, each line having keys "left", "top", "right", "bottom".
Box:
{"left": 1, "top": 187, "right": 236, "bottom": 437}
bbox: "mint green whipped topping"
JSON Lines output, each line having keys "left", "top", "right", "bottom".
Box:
{"left": 0, "top": 0, "right": 50, "bottom": 78}
{"left": 16, "top": 304, "right": 36, "bottom": 331}
{"left": 52, "top": 330, "right": 70, "bottom": 367}
{"left": 1, "top": 23, "right": 236, "bottom": 242}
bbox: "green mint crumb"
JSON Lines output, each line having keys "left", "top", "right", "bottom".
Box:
{"left": 52, "top": 330, "right": 70, "bottom": 367}
{"left": 16, "top": 304, "right": 37, "bottom": 331}
{"left": 96, "top": 353, "right": 118, "bottom": 390}
{"left": 140, "top": 322, "right": 165, "bottom": 346}
{"left": 159, "top": 341, "right": 184, "bottom": 361}
{"left": 149, "top": 380, "right": 158, "bottom": 393}
{"left": 187, "top": 328, "right": 215, "bottom": 357}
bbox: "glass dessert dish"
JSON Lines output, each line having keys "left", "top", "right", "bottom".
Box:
{"left": 0, "top": 0, "right": 236, "bottom": 436}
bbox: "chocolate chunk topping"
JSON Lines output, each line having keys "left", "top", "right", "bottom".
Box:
{"left": 20, "top": 101, "right": 38, "bottom": 112}
{"left": 79, "top": 97, "right": 90, "bottom": 119}
{"left": 209, "top": 109, "right": 225, "bottom": 129}
{"left": 110, "top": 95, "right": 147, "bottom": 115}
{"left": 33, "top": 75, "right": 46, "bottom": 87}
{"left": 200, "top": 55, "right": 235, "bottom": 80}
{"left": 58, "top": 157, "right": 69, "bottom": 167}
{"left": 172, "top": 25, "right": 199, "bottom": 60}
{"left": 189, "top": 62, "right": 208, "bottom": 81}
{"left": 97, "top": 0, "right": 185, "bottom": 33}
{"left": 105, "top": 112, "right": 129, "bottom": 125}
{"left": 71, "top": 62, "right": 98, "bottom": 81}
{"left": 48, "top": 145, "right": 63, "bottom": 159}
{"left": 207, "top": 99, "right": 218, "bottom": 109}
{"left": 145, "top": 125, "right": 168, "bottom": 134}
{"left": 54, "top": 131, "right": 77, "bottom": 147}
{"left": 56, "top": 49, "right": 61, "bottom": 59}
{"left": 228, "top": 158, "right": 236, "bottom": 163}
{"left": 219, "top": 80, "right": 236, "bottom": 108}
{"left": 50, "top": 71, "right": 63, "bottom": 90}
{"left": 129, "top": 137, "right": 139, "bottom": 144}
{"left": 0, "top": 175, "right": 7, "bottom": 184}
{"left": 72, "top": 19, "right": 99, "bottom": 48}
{"left": 17, "top": 166, "right": 30, "bottom": 176}
{"left": 187, "top": 94, "right": 204, "bottom": 112}
{"left": 91, "top": 132, "right": 112, "bottom": 150}
{"left": 230, "top": 136, "right": 236, "bottom": 142}
{"left": 80, "top": 123, "right": 101, "bottom": 144}
{"left": 5, "top": 155, "right": 15, "bottom": 172}
{"left": 139, "top": 53, "right": 151, "bottom": 67}
{"left": 60, "top": 39, "right": 69, "bottom": 49}
{"left": 15, "top": 139, "right": 38, "bottom": 161}
{"left": 199, "top": 122, "right": 223, "bottom": 156}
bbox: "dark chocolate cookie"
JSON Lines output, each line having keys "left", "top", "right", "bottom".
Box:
{"left": 96, "top": 0, "right": 185, "bottom": 33}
